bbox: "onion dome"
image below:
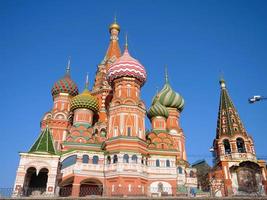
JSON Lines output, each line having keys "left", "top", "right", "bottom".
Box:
{"left": 70, "top": 74, "right": 99, "bottom": 113}
{"left": 51, "top": 59, "right": 79, "bottom": 97}
{"left": 107, "top": 41, "right": 147, "bottom": 86}
{"left": 147, "top": 96, "right": 169, "bottom": 119}
{"left": 109, "top": 16, "right": 120, "bottom": 33}
{"left": 153, "top": 68, "right": 184, "bottom": 111}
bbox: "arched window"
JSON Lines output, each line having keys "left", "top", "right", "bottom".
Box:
{"left": 113, "top": 155, "right": 118, "bottom": 163}
{"left": 61, "top": 155, "right": 77, "bottom": 169}
{"left": 236, "top": 138, "right": 246, "bottom": 153}
{"left": 82, "top": 155, "right": 89, "bottom": 163}
{"left": 166, "top": 160, "right": 170, "bottom": 167}
{"left": 132, "top": 155, "right": 138, "bottom": 163}
{"left": 93, "top": 156, "right": 99, "bottom": 164}
{"left": 123, "top": 154, "right": 129, "bottom": 163}
{"left": 190, "top": 170, "right": 194, "bottom": 177}
{"left": 156, "top": 159, "right": 160, "bottom": 167}
{"left": 107, "top": 156, "right": 111, "bottom": 164}
{"left": 178, "top": 167, "right": 183, "bottom": 174}
{"left": 223, "top": 139, "right": 231, "bottom": 154}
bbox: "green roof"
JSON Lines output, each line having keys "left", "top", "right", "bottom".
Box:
{"left": 216, "top": 80, "right": 247, "bottom": 138}
{"left": 29, "top": 126, "right": 56, "bottom": 155}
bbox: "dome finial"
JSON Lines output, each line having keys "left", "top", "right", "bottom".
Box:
{"left": 165, "top": 65, "right": 169, "bottom": 83}
{"left": 85, "top": 72, "right": 89, "bottom": 89}
{"left": 66, "top": 56, "right": 71, "bottom": 75}
{"left": 219, "top": 70, "right": 226, "bottom": 89}
{"left": 114, "top": 13, "right": 117, "bottom": 23}
{"left": 109, "top": 15, "right": 120, "bottom": 33}
{"left": 125, "top": 32, "right": 128, "bottom": 50}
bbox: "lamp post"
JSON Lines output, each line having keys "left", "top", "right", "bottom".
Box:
{"left": 248, "top": 95, "right": 267, "bottom": 104}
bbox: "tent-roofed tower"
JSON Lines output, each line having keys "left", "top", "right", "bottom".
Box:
{"left": 92, "top": 18, "right": 121, "bottom": 124}
{"left": 209, "top": 79, "right": 267, "bottom": 197}
{"left": 13, "top": 126, "right": 60, "bottom": 197}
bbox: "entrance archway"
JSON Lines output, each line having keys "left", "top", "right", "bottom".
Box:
{"left": 23, "top": 167, "right": 48, "bottom": 196}
{"left": 59, "top": 177, "right": 74, "bottom": 197}
{"left": 79, "top": 179, "right": 103, "bottom": 197}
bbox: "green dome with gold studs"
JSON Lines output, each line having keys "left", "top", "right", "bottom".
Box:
{"left": 147, "top": 97, "right": 169, "bottom": 119}
{"left": 70, "top": 89, "right": 99, "bottom": 112}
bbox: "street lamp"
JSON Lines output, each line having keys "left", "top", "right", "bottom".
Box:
{"left": 248, "top": 95, "right": 267, "bottom": 103}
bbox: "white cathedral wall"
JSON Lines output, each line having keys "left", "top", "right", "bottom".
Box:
{"left": 13, "top": 153, "right": 60, "bottom": 197}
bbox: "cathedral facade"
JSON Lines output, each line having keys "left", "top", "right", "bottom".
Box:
{"left": 209, "top": 79, "right": 267, "bottom": 196}
{"left": 13, "top": 21, "right": 197, "bottom": 197}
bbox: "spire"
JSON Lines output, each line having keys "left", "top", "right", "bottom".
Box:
{"left": 29, "top": 126, "right": 56, "bottom": 155}
{"left": 85, "top": 72, "right": 89, "bottom": 89}
{"left": 125, "top": 33, "right": 128, "bottom": 50}
{"left": 104, "top": 17, "right": 121, "bottom": 64}
{"left": 165, "top": 66, "right": 169, "bottom": 83}
{"left": 66, "top": 56, "right": 71, "bottom": 75}
{"left": 216, "top": 79, "right": 247, "bottom": 138}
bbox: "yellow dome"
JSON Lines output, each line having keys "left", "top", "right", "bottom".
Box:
{"left": 109, "top": 22, "right": 120, "bottom": 33}
{"left": 70, "top": 89, "right": 99, "bottom": 113}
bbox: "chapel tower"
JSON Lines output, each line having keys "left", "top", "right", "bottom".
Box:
{"left": 210, "top": 79, "right": 267, "bottom": 197}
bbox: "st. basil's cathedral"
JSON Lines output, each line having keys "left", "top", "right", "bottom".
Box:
{"left": 12, "top": 20, "right": 267, "bottom": 197}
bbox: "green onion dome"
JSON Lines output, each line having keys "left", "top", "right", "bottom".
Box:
{"left": 70, "top": 89, "right": 99, "bottom": 113}
{"left": 153, "top": 82, "right": 184, "bottom": 112}
{"left": 147, "top": 98, "right": 169, "bottom": 119}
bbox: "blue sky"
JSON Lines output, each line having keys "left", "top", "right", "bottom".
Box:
{"left": 1, "top": 0, "right": 267, "bottom": 187}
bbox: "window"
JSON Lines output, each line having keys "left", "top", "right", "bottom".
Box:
{"left": 127, "top": 127, "right": 131, "bottom": 136}
{"left": 236, "top": 138, "right": 246, "bottom": 153}
{"left": 93, "top": 156, "right": 99, "bottom": 164}
{"left": 166, "top": 160, "right": 170, "bottom": 167}
{"left": 178, "top": 167, "right": 183, "bottom": 174}
{"left": 107, "top": 156, "right": 111, "bottom": 164}
{"left": 123, "top": 154, "right": 129, "bottom": 163}
{"left": 223, "top": 139, "right": 231, "bottom": 154}
{"left": 156, "top": 159, "right": 160, "bottom": 167}
{"left": 113, "top": 155, "right": 118, "bottom": 163}
{"left": 132, "top": 155, "right": 138, "bottom": 163}
{"left": 61, "top": 155, "right": 77, "bottom": 169}
{"left": 82, "top": 155, "right": 89, "bottom": 163}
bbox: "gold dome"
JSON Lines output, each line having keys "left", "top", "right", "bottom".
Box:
{"left": 109, "top": 22, "right": 120, "bottom": 33}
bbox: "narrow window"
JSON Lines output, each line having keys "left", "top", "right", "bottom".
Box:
{"left": 156, "top": 159, "right": 160, "bottom": 167}
{"left": 236, "top": 138, "right": 246, "bottom": 153}
{"left": 82, "top": 155, "right": 89, "bottom": 163}
{"left": 107, "top": 156, "right": 111, "bottom": 164}
{"left": 123, "top": 154, "right": 129, "bottom": 163}
{"left": 113, "top": 155, "right": 118, "bottom": 163}
{"left": 166, "top": 160, "right": 170, "bottom": 167}
{"left": 178, "top": 167, "right": 183, "bottom": 174}
{"left": 132, "top": 155, "right": 138, "bottom": 163}
{"left": 127, "top": 127, "right": 131, "bottom": 136}
{"left": 223, "top": 139, "right": 231, "bottom": 154}
{"left": 93, "top": 155, "right": 99, "bottom": 164}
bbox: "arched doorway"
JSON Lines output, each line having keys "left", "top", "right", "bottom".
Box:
{"left": 79, "top": 179, "right": 103, "bottom": 197}
{"left": 59, "top": 177, "right": 74, "bottom": 197}
{"left": 23, "top": 167, "right": 48, "bottom": 196}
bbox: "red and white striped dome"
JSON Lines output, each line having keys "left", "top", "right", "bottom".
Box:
{"left": 107, "top": 47, "right": 147, "bottom": 86}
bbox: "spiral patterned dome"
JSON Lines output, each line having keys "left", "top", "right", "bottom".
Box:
{"left": 51, "top": 74, "right": 79, "bottom": 97}
{"left": 153, "top": 82, "right": 184, "bottom": 112}
{"left": 107, "top": 47, "right": 147, "bottom": 86}
{"left": 147, "top": 97, "right": 169, "bottom": 119}
{"left": 70, "top": 89, "right": 99, "bottom": 113}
